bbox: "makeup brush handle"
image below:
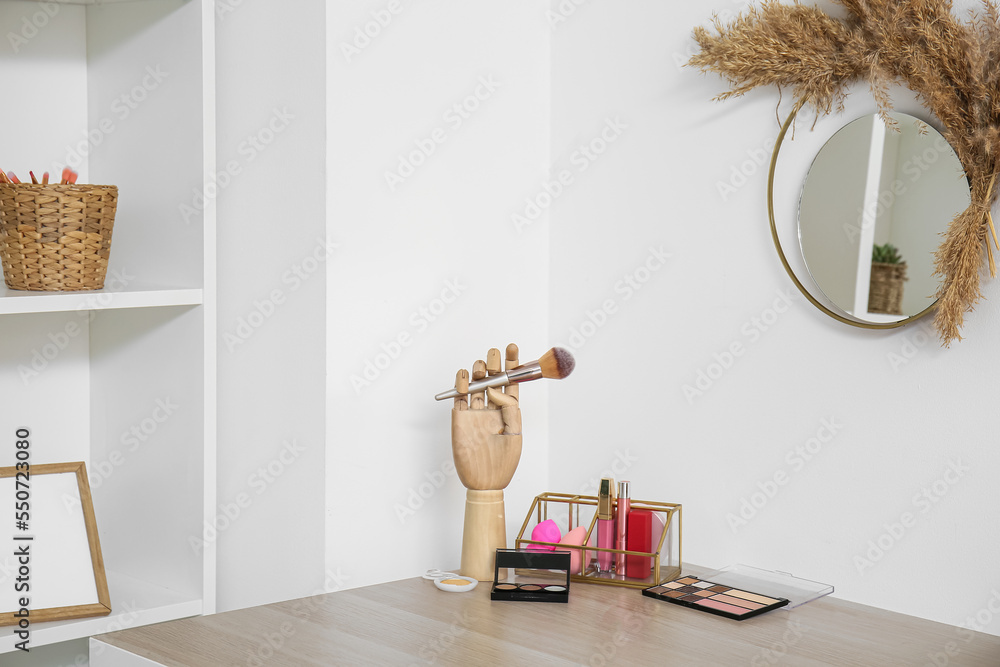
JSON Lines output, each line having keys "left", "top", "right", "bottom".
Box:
{"left": 436, "top": 373, "right": 510, "bottom": 401}
{"left": 435, "top": 364, "right": 542, "bottom": 401}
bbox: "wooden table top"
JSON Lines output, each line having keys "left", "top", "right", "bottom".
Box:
{"left": 95, "top": 574, "right": 1000, "bottom": 666}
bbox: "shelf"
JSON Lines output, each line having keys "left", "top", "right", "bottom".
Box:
{"left": 0, "top": 0, "right": 215, "bottom": 660}
{"left": 0, "top": 570, "right": 201, "bottom": 653}
{"left": 0, "top": 285, "right": 203, "bottom": 315}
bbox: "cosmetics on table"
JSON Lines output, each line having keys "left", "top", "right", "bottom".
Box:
{"left": 595, "top": 478, "right": 616, "bottom": 573}
{"left": 528, "top": 519, "right": 561, "bottom": 551}
{"left": 491, "top": 549, "right": 571, "bottom": 603}
{"left": 697, "top": 564, "right": 834, "bottom": 608}
{"left": 515, "top": 491, "right": 683, "bottom": 588}
{"left": 643, "top": 575, "right": 789, "bottom": 620}
{"left": 592, "top": 480, "right": 659, "bottom": 579}
{"left": 614, "top": 480, "right": 630, "bottom": 574}
{"left": 558, "top": 526, "right": 588, "bottom": 574}
{"left": 625, "top": 509, "right": 653, "bottom": 579}
{"left": 422, "top": 569, "right": 478, "bottom": 592}
{"left": 434, "top": 576, "right": 478, "bottom": 592}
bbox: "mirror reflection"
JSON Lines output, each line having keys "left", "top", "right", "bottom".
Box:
{"left": 797, "top": 112, "right": 970, "bottom": 323}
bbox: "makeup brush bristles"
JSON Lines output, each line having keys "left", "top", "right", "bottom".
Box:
{"left": 538, "top": 347, "right": 575, "bottom": 379}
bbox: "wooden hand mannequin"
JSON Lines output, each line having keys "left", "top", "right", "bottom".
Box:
{"left": 451, "top": 343, "right": 523, "bottom": 581}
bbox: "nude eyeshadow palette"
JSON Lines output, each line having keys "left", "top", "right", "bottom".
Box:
{"left": 491, "top": 549, "right": 571, "bottom": 603}
{"left": 642, "top": 575, "right": 789, "bottom": 620}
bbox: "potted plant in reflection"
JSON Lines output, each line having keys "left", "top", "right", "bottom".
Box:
{"left": 869, "top": 243, "right": 907, "bottom": 315}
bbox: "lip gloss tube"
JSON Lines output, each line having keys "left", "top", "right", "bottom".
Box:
{"left": 615, "top": 480, "right": 630, "bottom": 574}
{"left": 596, "top": 477, "right": 616, "bottom": 573}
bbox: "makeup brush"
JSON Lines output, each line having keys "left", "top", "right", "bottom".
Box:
{"left": 435, "top": 347, "right": 575, "bottom": 400}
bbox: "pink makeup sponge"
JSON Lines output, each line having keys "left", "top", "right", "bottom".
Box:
{"left": 528, "top": 519, "right": 561, "bottom": 550}
{"left": 558, "top": 526, "right": 588, "bottom": 573}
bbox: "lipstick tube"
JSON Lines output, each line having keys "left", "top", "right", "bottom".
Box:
{"left": 596, "top": 477, "right": 616, "bottom": 573}
{"left": 615, "top": 480, "right": 630, "bottom": 574}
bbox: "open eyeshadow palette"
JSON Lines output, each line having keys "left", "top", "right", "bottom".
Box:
{"left": 491, "top": 549, "right": 571, "bottom": 603}
{"left": 642, "top": 575, "right": 789, "bottom": 620}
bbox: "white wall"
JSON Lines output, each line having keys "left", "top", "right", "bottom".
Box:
{"left": 211, "top": 0, "right": 1000, "bottom": 639}
{"left": 325, "top": 1, "right": 551, "bottom": 588}
{"left": 215, "top": 0, "right": 326, "bottom": 612}
{"left": 550, "top": 0, "right": 1000, "bottom": 636}
{"left": 0, "top": 2, "right": 87, "bottom": 180}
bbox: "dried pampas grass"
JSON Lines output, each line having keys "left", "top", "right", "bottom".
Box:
{"left": 690, "top": 0, "right": 1000, "bottom": 345}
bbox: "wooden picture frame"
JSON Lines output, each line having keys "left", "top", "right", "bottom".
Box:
{"left": 0, "top": 462, "right": 111, "bottom": 625}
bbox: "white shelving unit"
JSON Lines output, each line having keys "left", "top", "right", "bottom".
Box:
{"left": 0, "top": 286, "right": 204, "bottom": 315}
{"left": 0, "top": 0, "right": 215, "bottom": 658}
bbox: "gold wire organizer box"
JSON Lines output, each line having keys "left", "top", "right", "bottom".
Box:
{"left": 514, "top": 492, "right": 681, "bottom": 589}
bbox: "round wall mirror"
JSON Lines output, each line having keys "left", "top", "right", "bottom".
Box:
{"left": 796, "top": 112, "right": 971, "bottom": 324}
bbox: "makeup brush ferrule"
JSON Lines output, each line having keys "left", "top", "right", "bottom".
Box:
{"left": 504, "top": 362, "right": 542, "bottom": 384}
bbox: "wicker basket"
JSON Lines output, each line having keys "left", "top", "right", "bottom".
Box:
{"left": 868, "top": 262, "right": 907, "bottom": 315}
{"left": 0, "top": 183, "right": 118, "bottom": 291}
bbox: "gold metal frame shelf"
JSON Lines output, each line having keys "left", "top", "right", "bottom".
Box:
{"left": 514, "top": 492, "right": 682, "bottom": 589}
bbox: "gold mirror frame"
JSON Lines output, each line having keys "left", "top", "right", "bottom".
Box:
{"left": 767, "top": 101, "right": 937, "bottom": 330}
{"left": 691, "top": 1, "right": 1000, "bottom": 344}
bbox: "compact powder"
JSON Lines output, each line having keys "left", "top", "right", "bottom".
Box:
{"left": 440, "top": 578, "right": 470, "bottom": 586}
{"left": 544, "top": 585, "right": 567, "bottom": 592}
{"left": 664, "top": 582, "right": 684, "bottom": 589}
{"left": 494, "top": 584, "right": 518, "bottom": 591}
{"left": 677, "top": 577, "right": 698, "bottom": 585}
{"left": 518, "top": 584, "right": 543, "bottom": 591}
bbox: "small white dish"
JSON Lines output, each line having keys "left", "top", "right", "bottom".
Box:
{"left": 433, "top": 576, "right": 478, "bottom": 593}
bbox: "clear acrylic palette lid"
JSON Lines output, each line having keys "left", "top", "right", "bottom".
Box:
{"left": 699, "top": 564, "right": 834, "bottom": 608}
